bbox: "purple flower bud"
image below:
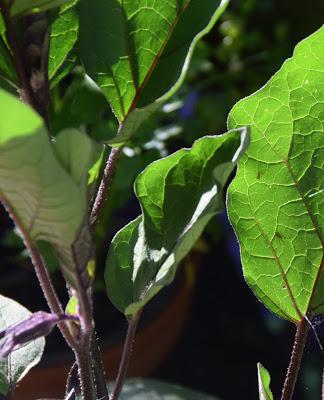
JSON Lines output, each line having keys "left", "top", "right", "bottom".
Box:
{"left": 0, "top": 311, "right": 78, "bottom": 358}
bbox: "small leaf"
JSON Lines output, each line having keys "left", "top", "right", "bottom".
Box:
{"left": 48, "top": 0, "right": 79, "bottom": 82}
{"left": 257, "top": 363, "right": 274, "bottom": 400}
{"left": 0, "top": 311, "right": 76, "bottom": 357}
{"left": 53, "top": 128, "right": 103, "bottom": 188}
{"left": 0, "top": 36, "right": 18, "bottom": 84}
{"left": 227, "top": 27, "right": 324, "bottom": 322}
{"left": 0, "top": 295, "right": 45, "bottom": 395}
{"left": 79, "top": 0, "right": 229, "bottom": 133}
{"left": 66, "top": 296, "right": 78, "bottom": 316}
{"left": 0, "top": 14, "right": 18, "bottom": 84}
{"left": 0, "top": 88, "right": 98, "bottom": 294}
{"left": 9, "top": 0, "right": 70, "bottom": 16}
{"left": 105, "top": 128, "right": 249, "bottom": 317}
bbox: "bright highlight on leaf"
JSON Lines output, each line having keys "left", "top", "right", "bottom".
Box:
{"left": 0, "top": 295, "right": 45, "bottom": 396}
{"left": 227, "top": 27, "right": 324, "bottom": 322}
{"left": 105, "top": 128, "right": 249, "bottom": 318}
{"left": 0, "top": 88, "right": 102, "bottom": 295}
{"left": 257, "top": 363, "right": 274, "bottom": 400}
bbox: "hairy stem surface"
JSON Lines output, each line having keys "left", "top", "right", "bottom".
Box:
{"left": 281, "top": 318, "right": 309, "bottom": 400}
{"left": 0, "top": 196, "right": 77, "bottom": 349}
{"left": 91, "top": 147, "right": 122, "bottom": 227}
{"left": 91, "top": 332, "right": 110, "bottom": 400}
{"left": 76, "top": 333, "right": 96, "bottom": 400}
{"left": 111, "top": 313, "right": 141, "bottom": 400}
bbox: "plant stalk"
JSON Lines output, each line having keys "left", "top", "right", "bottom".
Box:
{"left": 281, "top": 318, "right": 309, "bottom": 400}
{"left": 27, "top": 242, "right": 79, "bottom": 349}
{"left": 1, "top": 3, "right": 105, "bottom": 398}
{"left": 91, "top": 147, "right": 122, "bottom": 227}
{"left": 75, "top": 333, "right": 96, "bottom": 400}
{"left": 91, "top": 333, "right": 110, "bottom": 400}
{"left": 0, "top": 195, "right": 78, "bottom": 350}
{"left": 111, "top": 313, "right": 141, "bottom": 400}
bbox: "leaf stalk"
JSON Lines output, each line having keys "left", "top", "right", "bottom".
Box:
{"left": 111, "top": 312, "right": 141, "bottom": 400}
{"left": 281, "top": 318, "right": 309, "bottom": 400}
{"left": 91, "top": 147, "right": 122, "bottom": 227}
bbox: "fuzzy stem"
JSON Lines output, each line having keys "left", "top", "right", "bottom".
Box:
{"left": 29, "top": 245, "right": 79, "bottom": 349}
{"left": 281, "top": 318, "right": 309, "bottom": 400}
{"left": 91, "top": 147, "right": 122, "bottom": 227}
{"left": 91, "top": 333, "right": 110, "bottom": 400}
{"left": 75, "top": 333, "right": 96, "bottom": 400}
{"left": 111, "top": 313, "right": 141, "bottom": 400}
{"left": 0, "top": 195, "right": 78, "bottom": 350}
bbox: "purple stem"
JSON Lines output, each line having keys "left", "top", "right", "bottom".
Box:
{"left": 111, "top": 313, "right": 141, "bottom": 400}
{"left": 281, "top": 318, "right": 309, "bottom": 400}
{"left": 91, "top": 147, "right": 122, "bottom": 227}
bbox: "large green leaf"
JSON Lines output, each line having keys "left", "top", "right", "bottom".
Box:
{"left": 105, "top": 128, "right": 248, "bottom": 317}
{"left": 0, "top": 88, "right": 100, "bottom": 293}
{"left": 0, "top": 295, "right": 45, "bottom": 395}
{"left": 257, "top": 363, "right": 273, "bottom": 400}
{"left": 48, "top": 0, "right": 79, "bottom": 82}
{"left": 227, "top": 27, "right": 324, "bottom": 322}
{"left": 79, "top": 0, "right": 229, "bottom": 134}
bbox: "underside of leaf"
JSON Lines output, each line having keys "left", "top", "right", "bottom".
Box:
{"left": 227, "top": 27, "right": 324, "bottom": 322}
{"left": 0, "top": 89, "right": 98, "bottom": 295}
{"left": 0, "top": 295, "right": 45, "bottom": 395}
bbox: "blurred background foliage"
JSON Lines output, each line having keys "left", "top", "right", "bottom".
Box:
{"left": 0, "top": 0, "right": 324, "bottom": 399}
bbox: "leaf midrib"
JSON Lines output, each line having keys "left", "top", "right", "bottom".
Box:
{"left": 125, "top": 0, "right": 191, "bottom": 119}
{"left": 243, "top": 109, "right": 324, "bottom": 319}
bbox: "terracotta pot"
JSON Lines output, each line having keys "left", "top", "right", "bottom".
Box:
{"left": 12, "top": 268, "right": 195, "bottom": 400}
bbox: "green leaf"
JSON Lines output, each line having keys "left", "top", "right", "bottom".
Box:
{"left": 108, "top": 379, "right": 221, "bottom": 400}
{"left": 105, "top": 102, "right": 160, "bottom": 148}
{"left": 53, "top": 128, "right": 102, "bottom": 187}
{"left": 48, "top": 0, "right": 79, "bottom": 82}
{"left": 0, "top": 88, "right": 98, "bottom": 293}
{"left": 105, "top": 128, "right": 248, "bottom": 317}
{"left": 79, "top": 0, "right": 229, "bottom": 127}
{"left": 227, "top": 27, "right": 324, "bottom": 322}
{"left": 9, "top": 0, "right": 70, "bottom": 16}
{"left": 49, "top": 49, "right": 78, "bottom": 89}
{"left": 0, "top": 295, "right": 45, "bottom": 395}
{"left": 66, "top": 295, "right": 78, "bottom": 315}
{"left": 75, "top": 380, "right": 220, "bottom": 400}
{"left": 257, "top": 363, "right": 274, "bottom": 400}
{"left": 0, "top": 36, "right": 18, "bottom": 84}
{"left": 0, "top": 14, "right": 18, "bottom": 84}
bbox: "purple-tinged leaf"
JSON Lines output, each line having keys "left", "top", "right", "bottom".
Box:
{"left": 0, "top": 295, "right": 45, "bottom": 395}
{"left": 0, "top": 311, "right": 78, "bottom": 358}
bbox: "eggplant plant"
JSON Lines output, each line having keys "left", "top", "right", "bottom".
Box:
{"left": 0, "top": 0, "right": 322, "bottom": 399}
